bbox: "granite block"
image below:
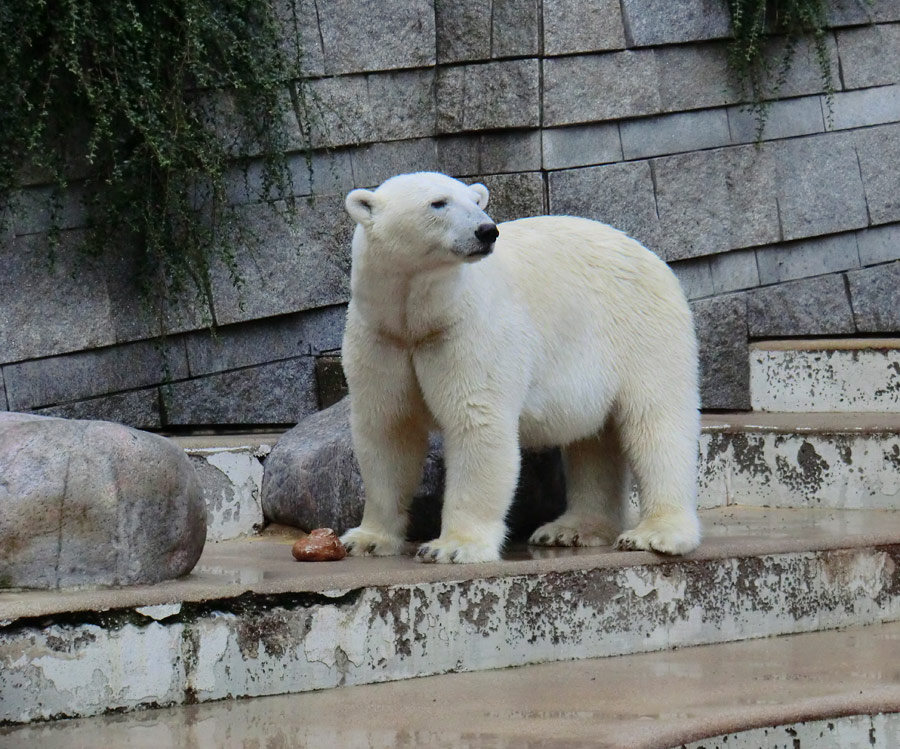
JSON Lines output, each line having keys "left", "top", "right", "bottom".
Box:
{"left": 162, "top": 358, "right": 318, "bottom": 426}
{"left": 670, "top": 258, "right": 714, "bottom": 300}
{"left": 837, "top": 23, "right": 900, "bottom": 89}
{"left": 274, "top": 0, "right": 325, "bottom": 77}
{"left": 548, "top": 161, "right": 663, "bottom": 255}
{"left": 33, "top": 389, "right": 163, "bottom": 430}
{"left": 728, "top": 96, "right": 825, "bottom": 144}
{"left": 4, "top": 339, "right": 189, "bottom": 411}
{"left": 317, "top": 0, "right": 435, "bottom": 75}
{"left": 437, "top": 131, "right": 543, "bottom": 177}
{"left": 543, "top": 51, "right": 660, "bottom": 126}
{"left": 435, "top": 0, "right": 491, "bottom": 63}
{"left": 298, "top": 75, "right": 372, "bottom": 149}
{"left": 857, "top": 223, "right": 900, "bottom": 266}
{"left": 621, "top": 0, "right": 731, "bottom": 47}
{"left": 830, "top": 84, "right": 900, "bottom": 131}
{"left": 709, "top": 249, "right": 761, "bottom": 294}
{"left": 208, "top": 197, "right": 352, "bottom": 326}
{"left": 756, "top": 233, "right": 861, "bottom": 285}
{"left": 620, "top": 109, "right": 731, "bottom": 160}
{"left": 773, "top": 133, "right": 869, "bottom": 241}
{"left": 480, "top": 172, "right": 546, "bottom": 223}
{"left": 350, "top": 139, "right": 440, "bottom": 188}
{"left": 846, "top": 261, "right": 900, "bottom": 332}
{"left": 541, "top": 124, "right": 622, "bottom": 170}
{"left": 747, "top": 274, "right": 856, "bottom": 336}
{"left": 855, "top": 123, "right": 900, "bottom": 225}
{"left": 655, "top": 43, "right": 740, "bottom": 113}
{"left": 0, "top": 231, "right": 115, "bottom": 364}
{"left": 691, "top": 295, "right": 750, "bottom": 410}
{"left": 542, "top": 0, "right": 626, "bottom": 56}
{"left": 436, "top": 60, "right": 540, "bottom": 132}
{"left": 367, "top": 69, "right": 438, "bottom": 142}
{"left": 185, "top": 305, "right": 346, "bottom": 377}
{"left": 492, "top": 0, "right": 541, "bottom": 58}
{"left": 652, "top": 145, "right": 779, "bottom": 260}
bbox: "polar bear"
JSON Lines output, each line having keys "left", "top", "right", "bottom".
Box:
{"left": 339, "top": 172, "right": 700, "bottom": 564}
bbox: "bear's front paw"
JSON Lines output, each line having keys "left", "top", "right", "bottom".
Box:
{"left": 340, "top": 526, "right": 407, "bottom": 557}
{"left": 614, "top": 513, "right": 700, "bottom": 555}
{"left": 529, "top": 518, "right": 618, "bottom": 547}
{"left": 415, "top": 536, "right": 501, "bottom": 564}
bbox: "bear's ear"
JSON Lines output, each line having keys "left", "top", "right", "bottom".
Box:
{"left": 345, "top": 189, "right": 378, "bottom": 225}
{"left": 469, "top": 183, "right": 490, "bottom": 210}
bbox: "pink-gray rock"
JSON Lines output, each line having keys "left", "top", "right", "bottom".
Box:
{"left": 261, "top": 398, "right": 566, "bottom": 540}
{"left": 0, "top": 412, "right": 206, "bottom": 589}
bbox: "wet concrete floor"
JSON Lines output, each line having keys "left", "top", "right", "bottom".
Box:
{"left": 3, "top": 621, "right": 899, "bottom": 749}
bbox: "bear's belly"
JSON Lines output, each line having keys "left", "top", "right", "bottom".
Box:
{"left": 518, "top": 387, "right": 616, "bottom": 448}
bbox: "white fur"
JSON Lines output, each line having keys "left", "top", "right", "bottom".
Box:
{"left": 339, "top": 172, "right": 701, "bottom": 564}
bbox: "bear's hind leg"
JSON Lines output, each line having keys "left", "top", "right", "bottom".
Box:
{"left": 614, "top": 403, "right": 700, "bottom": 555}
{"left": 529, "top": 423, "right": 627, "bottom": 548}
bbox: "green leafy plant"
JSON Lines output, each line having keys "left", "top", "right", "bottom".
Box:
{"left": 725, "top": 0, "right": 837, "bottom": 139}
{"left": 0, "top": 0, "right": 309, "bottom": 325}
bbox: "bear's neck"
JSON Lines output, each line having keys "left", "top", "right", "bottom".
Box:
{"left": 351, "top": 258, "right": 469, "bottom": 347}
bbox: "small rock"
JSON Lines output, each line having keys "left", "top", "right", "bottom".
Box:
{"left": 292, "top": 528, "right": 347, "bottom": 561}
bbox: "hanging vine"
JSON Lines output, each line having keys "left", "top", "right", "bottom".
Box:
{"left": 0, "top": 0, "right": 309, "bottom": 324}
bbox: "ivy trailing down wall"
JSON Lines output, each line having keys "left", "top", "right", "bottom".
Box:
{"left": 726, "top": 0, "right": 839, "bottom": 137}
{"left": 0, "top": 0, "right": 309, "bottom": 325}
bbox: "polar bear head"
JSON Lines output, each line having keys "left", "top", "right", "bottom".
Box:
{"left": 345, "top": 172, "right": 498, "bottom": 269}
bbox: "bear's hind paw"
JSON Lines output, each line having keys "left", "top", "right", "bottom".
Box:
{"left": 529, "top": 519, "right": 618, "bottom": 547}
{"left": 340, "top": 527, "right": 407, "bottom": 557}
{"left": 614, "top": 514, "right": 700, "bottom": 556}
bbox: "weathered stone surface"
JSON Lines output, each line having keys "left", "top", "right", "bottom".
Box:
{"left": 479, "top": 172, "right": 546, "bottom": 223}
{"left": 655, "top": 43, "right": 740, "bottom": 113}
{"left": 350, "top": 139, "right": 439, "bottom": 189}
{"left": 756, "top": 233, "right": 861, "bottom": 285}
{"left": 750, "top": 344, "right": 900, "bottom": 412}
{"left": 185, "top": 306, "right": 345, "bottom": 378}
{"left": 847, "top": 261, "right": 900, "bottom": 332}
{"left": 317, "top": 0, "right": 435, "bottom": 74}
{"left": 620, "top": 109, "right": 730, "bottom": 160}
{"left": 33, "top": 390, "right": 162, "bottom": 430}
{"left": 10, "top": 185, "right": 87, "bottom": 236}
{"left": 548, "top": 162, "right": 663, "bottom": 255}
{"left": 0, "top": 412, "right": 205, "bottom": 589}
{"left": 691, "top": 295, "right": 750, "bottom": 410}
{"left": 274, "top": 0, "right": 325, "bottom": 77}
{"left": 315, "top": 355, "right": 348, "bottom": 409}
{"left": 747, "top": 274, "right": 856, "bottom": 337}
{"left": 758, "top": 35, "right": 840, "bottom": 99}
{"left": 438, "top": 131, "right": 542, "bottom": 177}
{"left": 830, "top": 84, "right": 900, "bottom": 131}
{"left": 670, "top": 258, "right": 713, "bottom": 300}
{"left": 262, "top": 398, "right": 566, "bottom": 539}
{"left": 491, "top": 0, "right": 540, "bottom": 58}
{"left": 541, "top": 124, "right": 622, "bottom": 170}
{"left": 224, "top": 150, "right": 355, "bottom": 205}
{"left": 542, "top": 0, "right": 626, "bottom": 55}
{"left": 435, "top": 0, "right": 491, "bottom": 62}
{"left": 1, "top": 370, "right": 7, "bottom": 410}
{"left": 367, "top": 70, "right": 438, "bottom": 142}
{"left": 855, "top": 123, "right": 900, "bottom": 225}
{"left": 162, "top": 358, "right": 318, "bottom": 427}
{"left": 4, "top": 339, "right": 188, "bottom": 412}
{"left": 773, "top": 133, "right": 869, "bottom": 241}
{"left": 436, "top": 60, "right": 540, "bottom": 133}
{"left": 709, "top": 250, "right": 761, "bottom": 294}
{"left": 208, "top": 197, "right": 352, "bottom": 326}
{"left": 728, "top": 96, "right": 825, "bottom": 144}
{"left": 621, "top": 0, "right": 731, "bottom": 47}
{"left": 297, "top": 75, "right": 371, "bottom": 149}
{"left": 857, "top": 223, "right": 900, "bottom": 266}
{"left": 188, "top": 450, "right": 265, "bottom": 542}
{"left": 0, "top": 231, "right": 115, "bottom": 365}
{"left": 543, "top": 51, "right": 660, "bottom": 126}
{"left": 837, "top": 23, "right": 900, "bottom": 89}
{"left": 653, "top": 145, "right": 779, "bottom": 260}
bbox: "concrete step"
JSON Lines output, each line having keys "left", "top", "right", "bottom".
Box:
{"left": 173, "top": 414, "right": 900, "bottom": 544}
{"left": 2, "top": 505, "right": 899, "bottom": 725}
{"left": 750, "top": 338, "right": 900, "bottom": 413}
{"left": 3, "top": 621, "right": 898, "bottom": 748}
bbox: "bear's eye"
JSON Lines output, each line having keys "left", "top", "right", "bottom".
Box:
{"left": 430, "top": 199, "right": 448, "bottom": 209}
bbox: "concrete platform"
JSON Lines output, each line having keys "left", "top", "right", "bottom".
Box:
{"left": 2, "top": 506, "right": 900, "bottom": 724}
{"left": 2, "top": 621, "right": 899, "bottom": 748}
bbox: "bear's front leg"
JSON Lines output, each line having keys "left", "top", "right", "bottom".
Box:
{"left": 416, "top": 416, "right": 520, "bottom": 564}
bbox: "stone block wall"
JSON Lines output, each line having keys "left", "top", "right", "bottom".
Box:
{"left": 3, "top": 0, "right": 900, "bottom": 427}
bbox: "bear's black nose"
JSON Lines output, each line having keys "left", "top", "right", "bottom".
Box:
{"left": 475, "top": 223, "right": 499, "bottom": 243}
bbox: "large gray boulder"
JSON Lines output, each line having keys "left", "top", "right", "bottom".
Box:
{"left": 0, "top": 412, "right": 206, "bottom": 589}
{"left": 261, "top": 398, "right": 566, "bottom": 540}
